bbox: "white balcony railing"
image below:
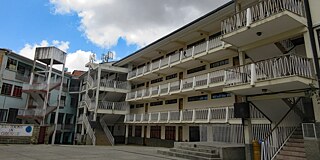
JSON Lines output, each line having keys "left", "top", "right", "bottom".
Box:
{"left": 221, "top": 0, "right": 305, "bottom": 35}
{"left": 99, "top": 79, "right": 130, "bottom": 90}
{"left": 127, "top": 69, "right": 225, "bottom": 101}
{"left": 127, "top": 36, "right": 223, "bottom": 80}
{"left": 225, "top": 54, "right": 313, "bottom": 86}
{"left": 125, "top": 105, "right": 267, "bottom": 124}
{"left": 98, "top": 101, "right": 129, "bottom": 112}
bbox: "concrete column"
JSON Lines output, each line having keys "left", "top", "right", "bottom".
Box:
{"left": 93, "top": 67, "right": 101, "bottom": 121}
{"left": 182, "top": 125, "right": 189, "bottom": 142}
{"left": 146, "top": 125, "right": 150, "bottom": 138}
{"left": 243, "top": 119, "right": 253, "bottom": 160}
{"left": 207, "top": 125, "right": 213, "bottom": 142}
{"left": 125, "top": 125, "right": 129, "bottom": 144}
{"left": 141, "top": 125, "right": 145, "bottom": 138}
{"left": 161, "top": 125, "right": 165, "bottom": 140}
{"left": 175, "top": 126, "right": 179, "bottom": 141}
{"left": 132, "top": 125, "right": 136, "bottom": 137}
{"left": 239, "top": 51, "right": 246, "bottom": 66}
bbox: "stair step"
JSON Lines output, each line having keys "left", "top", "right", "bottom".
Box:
{"left": 177, "top": 146, "right": 219, "bottom": 154}
{"left": 288, "top": 138, "right": 304, "bottom": 143}
{"left": 275, "top": 154, "right": 307, "bottom": 160}
{"left": 282, "top": 146, "right": 305, "bottom": 152}
{"left": 279, "top": 150, "right": 306, "bottom": 157}
{"left": 169, "top": 148, "right": 219, "bottom": 158}
{"left": 158, "top": 150, "right": 221, "bottom": 160}
{"left": 286, "top": 142, "right": 305, "bottom": 148}
{"left": 290, "top": 135, "right": 303, "bottom": 139}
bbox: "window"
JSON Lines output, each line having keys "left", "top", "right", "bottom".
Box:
{"left": 12, "top": 86, "right": 22, "bottom": 97}
{"left": 165, "top": 99, "right": 177, "bottom": 104}
{"left": 135, "top": 126, "right": 142, "bottom": 137}
{"left": 151, "top": 77, "right": 163, "bottom": 84}
{"left": 136, "top": 104, "right": 144, "bottom": 108}
{"left": 210, "top": 59, "right": 229, "bottom": 68}
{"left": 6, "top": 58, "right": 17, "bottom": 70}
{"left": 150, "top": 126, "right": 161, "bottom": 139}
{"left": 187, "top": 65, "right": 206, "bottom": 74}
{"left": 150, "top": 101, "right": 163, "bottom": 106}
{"left": 128, "top": 126, "right": 133, "bottom": 137}
{"left": 60, "top": 96, "right": 66, "bottom": 106}
{"left": 165, "top": 126, "right": 176, "bottom": 140}
{"left": 211, "top": 92, "right": 231, "bottom": 99}
{"left": 130, "top": 105, "right": 135, "bottom": 109}
{"left": 0, "top": 109, "right": 8, "bottom": 122}
{"left": 166, "top": 73, "right": 177, "bottom": 80}
{"left": 188, "top": 95, "right": 208, "bottom": 102}
{"left": 1, "top": 83, "right": 12, "bottom": 95}
{"left": 209, "top": 32, "right": 222, "bottom": 40}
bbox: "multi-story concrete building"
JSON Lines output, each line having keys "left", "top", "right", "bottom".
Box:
{"left": 75, "top": 61, "right": 130, "bottom": 145}
{"left": 44, "top": 0, "right": 320, "bottom": 159}
{"left": 104, "top": 0, "right": 320, "bottom": 159}
{"left": 0, "top": 47, "right": 77, "bottom": 144}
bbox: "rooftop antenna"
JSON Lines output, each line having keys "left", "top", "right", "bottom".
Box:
{"left": 101, "top": 51, "right": 114, "bottom": 63}
{"left": 89, "top": 53, "right": 96, "bottom": 63}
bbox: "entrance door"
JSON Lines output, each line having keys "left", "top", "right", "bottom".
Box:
{"left": 189, "top": 126, "right": 200, "bottom": 142}
{"left": 145, "top": 103, "right": 149, "bottom": 113}
{"left": 178, "top": 98, "right": 183, "bottom": 111}
{"left": 38, "top": 126, "right": 47, "bottom": 144}
{"left": 143, "top": 126, "right": 147, "bottom": 145}
{"left": 178, "top": 126, "right": 183, "bottom": 142}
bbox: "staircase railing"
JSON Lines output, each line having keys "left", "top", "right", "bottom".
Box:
{"left": 261, "top": 104, "right": 302, "bottom": 160}
{"left": 83, "top": 114, "right": 96, "bottom": 146}
{"left": 100, "top": 118, "right": 115, "bottom": 146}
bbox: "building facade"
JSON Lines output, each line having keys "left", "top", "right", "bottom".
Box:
{"left": 0, "top": 48, "right": 77, "bottom": 144}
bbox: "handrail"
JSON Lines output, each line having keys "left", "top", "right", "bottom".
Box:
{"left": 263, "top": 97, "right": 301, "bottom": 141}
{"left": 100, "top": 118, "right": 115, "bottom": 146}
{"left": 83, "top": 115, "right": 96, "bottom": 146}
{"left": 260, "top": 98, "right": 302, "bottom": 160}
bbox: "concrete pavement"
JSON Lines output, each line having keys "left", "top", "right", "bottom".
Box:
{"left": 0, "top": 144, "right": 185, "bottom": 160}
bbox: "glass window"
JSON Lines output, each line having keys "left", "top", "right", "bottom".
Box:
{"left": 165, "top": 99, "right": 177, "bottom": 104}
{"left": 1, "top": 83, "right": 12, "bottom": 95}
{"left": 150, "top": 101, "right": 163, "bottom": 106}
{"left": 187, "top": 65, "right": 206, "bottom": 74}
{"left": 0, "top": 109, "right": 8, "bottom": 122}
{"left": 12, "top": 86, "right": 22, "bottom": 97}
{"left": 211, "top": 92, "right": 231, "bottom": 99}
{"left": 136, "top": 104, "right": 144, "bottom": 108}
{"left": 188, "top": 95, "right": 208, "bottom": 102}
{"left": 6, "top": 58, "right": 17, "bottom": 70}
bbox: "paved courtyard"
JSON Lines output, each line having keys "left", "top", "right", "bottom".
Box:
{"left": 0, "top": 144, "right": 182, "bottom": 160}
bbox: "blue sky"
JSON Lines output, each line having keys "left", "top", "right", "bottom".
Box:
{"left": 0, "top": 0, "right": 228, "bottom": 71}
{"left": 0, "top": 0, "right": 137, "bottom": 59}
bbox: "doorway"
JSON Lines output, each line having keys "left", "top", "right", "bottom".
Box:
{"left": 189, "top": 126, "right": 200, "bottom": 142}
{"left": 178, "top": 126, "right": 183, "bottom": 142}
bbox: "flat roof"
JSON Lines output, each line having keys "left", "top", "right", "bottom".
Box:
{"left": 113, "top": 0, "right": 234, "bottom": 66}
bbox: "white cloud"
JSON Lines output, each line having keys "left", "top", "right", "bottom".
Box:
{"left": 50, "top": 0, "right": 230, "bottom": 48}
{"left": 18, "top": 40, "right": 92, "bottom": 72}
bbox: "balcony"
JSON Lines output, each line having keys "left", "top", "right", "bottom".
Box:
{"left": 17, "top": 108, "right": 44, "bottom": 119}
{"left": 127, "top": 36, "right": 231, "bottom": 81}
{"left": 126, "top": 69, "right": 225, "bottom": 101}
{"left": 124, "top": 105, "right": 269, "bottom": 124}
{"left": 221, "top": 0, "right": 306, "bottom": 47}
{"left": 97, "top": 101, "right": 130, "bottom": 114}
{"left": 224, "top": 54, "right": 314, "bottom": 95}
{"left": 90, "top": 79, "right": 130, "bottom": 93}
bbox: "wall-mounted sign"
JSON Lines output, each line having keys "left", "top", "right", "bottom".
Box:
{"left": 0, "top": 124, "right": 33, "bottom": 137}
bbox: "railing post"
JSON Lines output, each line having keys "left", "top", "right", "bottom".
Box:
{"left": 167, "top": 83, "right": 170, "bottom": 94}
{"left": 142, "top": 66, "right": 145, "bottom": 75}
{"left": 167, "top": 111, "right": 170, "bottom": 123}
{"left": 225, "top": 107, "right": 229, "bottom": 123}
{"left": 133, "top": 114, "right": 136, "bottom": 122}
{"left": 206, "top": 40, "right": 209, "bottom": 53}
{"left": 180, "top": 79, "right": 183, "bottom": 92}
{"left": 179, "top": 51, "right": 183, "bottom": 62}
{"left": 224, "top": 70, "right": 227, "bottom": 84}
{"left": 124, "top": 115, "right": 127, "bottom": 122}
{"left": 159, "top": 59, "right": 161, "bottom": 69}
{"left": 168, "top": 56, "right": 171, "bottom": 66}
{"left": 114, "top": 81, "right": 117, "bottom": 88}
{"left": 135, "top": 91, "right": 138, "bottom": 100}
{"left": 250, "top": 63, "right": 257, "bottom": 86}
{"left": 207, "top": 108, "right": 211, "bottom": 122}
{"left": 180, "top": 110, "right": 183, "bottom": 122}
{"left": 207, "top": 73, "right": 210, "bottom": 86}
{"left": 246, "top": 7, "right": 252, "bottom": 27}
{"left": 148, "top": 113, "right": 151, "bottom": 123}
{"left": 191, "top": 46, "right": 195, "bottom": 58}
{"left": 158, "top": 112, "right": 161, "bottom": 122}
{"left": 192, "top": 109, "right": 196, "bottom": 122}
{"left": 192, "top": 77, "right": 196, "bottom": 89}
{"left": 150, "top": 62, "right": 153, "bottom": 72}
{"left": 112, "top": 102, "right": 115, "bottom": 113}
{"left": 158, "top": 85, "right": 161, "bottom": 96}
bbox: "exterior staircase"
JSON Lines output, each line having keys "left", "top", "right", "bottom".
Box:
{"left": 158, "top": 143, "right": 223, "bottom": 160}
{"left": 95, "top": 122, "right": 112, "bottom": 146}
{"left": 275, "top": 127, "right": 306, "bottom": 160}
